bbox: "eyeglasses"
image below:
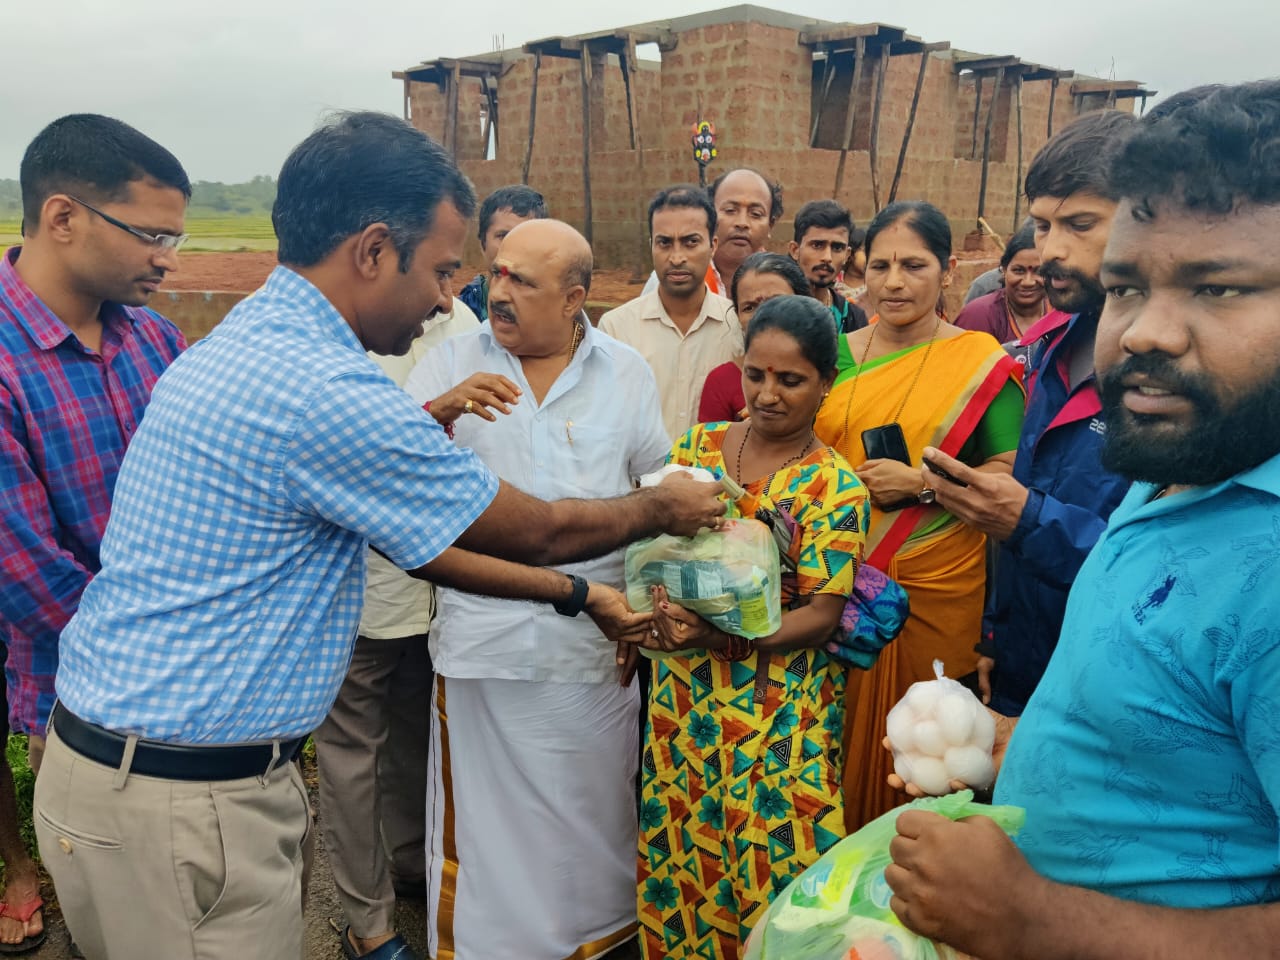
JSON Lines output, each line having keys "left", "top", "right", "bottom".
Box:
{"left": 68, "top": 195, "right": 189, "bottom": 252}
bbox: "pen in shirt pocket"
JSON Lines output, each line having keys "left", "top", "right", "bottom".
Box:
{"left": 565, "top": 418, "right": 574, "bottom": 446}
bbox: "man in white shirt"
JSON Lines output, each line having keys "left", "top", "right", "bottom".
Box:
{"left": 600, "top": 184, "right": 740, "bottom": 440}
{"left": 312, "top": 298, "right": 480, "bottom": 959}
{"left": 405, "top": 219, "right": 669, "bottom": 960}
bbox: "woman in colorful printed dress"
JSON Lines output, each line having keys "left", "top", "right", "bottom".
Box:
{"left": 636, "top": 295, "right": 869, "bottom": 960}
{"left": 813, "top": 201, "right": 1025, "bottom": 831}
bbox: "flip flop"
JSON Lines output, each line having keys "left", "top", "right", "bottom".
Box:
{"left": 0, "top": 895, "right": 46, "bottom": 955}
{"left": 336, "top": 922, "right": 421, "bottom": 960}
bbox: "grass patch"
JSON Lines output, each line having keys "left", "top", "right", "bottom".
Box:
{"left": 4, "top": 735, "right": 37, "bottom": 861}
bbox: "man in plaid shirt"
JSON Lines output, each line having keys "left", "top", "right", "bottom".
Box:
{"left": 0, "top": 114, "right": 189, "bottom": 952}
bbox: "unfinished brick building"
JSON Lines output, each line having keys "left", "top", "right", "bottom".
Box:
{"left": 394, "top": 4, "right": 1151, "bottom": 270}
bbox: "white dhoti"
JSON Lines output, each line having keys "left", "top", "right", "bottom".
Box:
{"left": 426, "top": 675, "right": 641, "bottom": 960}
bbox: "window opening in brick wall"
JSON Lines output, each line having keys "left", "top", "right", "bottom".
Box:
{"left": 810, "top": 49, "right": 879, "bottom": 152}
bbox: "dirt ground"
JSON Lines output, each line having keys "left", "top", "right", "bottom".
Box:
{"left": 166, "top": 252, "right": 646, "bottom": 312}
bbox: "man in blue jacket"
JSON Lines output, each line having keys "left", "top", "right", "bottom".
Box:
{"left": 918, "top": 110, "right": 1134, "bottom": 714}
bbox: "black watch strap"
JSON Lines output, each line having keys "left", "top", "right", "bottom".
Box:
{"left": 553, "top": 574, "right": 590, "bottom": 617}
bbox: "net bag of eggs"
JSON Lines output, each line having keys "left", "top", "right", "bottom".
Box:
{"left": 885, "top": 660, "right": 996, "bottom": 796}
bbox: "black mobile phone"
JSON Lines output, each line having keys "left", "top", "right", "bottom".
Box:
{"left": 924, "top": 457, "right": 969, "bottom": 488}
{"left": 861, "top": 423, "right": 912, "bottom": 465}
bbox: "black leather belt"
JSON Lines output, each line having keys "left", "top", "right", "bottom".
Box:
{"left": 51, "top": 703, "right": 306, "bottom": 782}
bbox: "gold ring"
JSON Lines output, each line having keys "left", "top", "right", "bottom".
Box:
{"left": 464, "top": 399, "right": 474, "bottom": 414}
{"left": 651, "top": 627, "right": 659, "bottom": 638}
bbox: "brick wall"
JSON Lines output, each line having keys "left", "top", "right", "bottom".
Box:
{"left": 406, "top": 20, "right": 1135, "bottom": 271}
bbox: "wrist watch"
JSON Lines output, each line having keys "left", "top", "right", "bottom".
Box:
{"left": 917, "top": 485, "right": 937, "bottom": 505}
{"left": 553, "top": 574, "right": 590, "bottom": 617}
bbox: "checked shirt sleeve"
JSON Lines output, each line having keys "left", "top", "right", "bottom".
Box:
{"left": 284, "top": 370, "right": 499, "bottom": 571}
{"left": 0, "top": 379, "right": 91, "bottom": 732}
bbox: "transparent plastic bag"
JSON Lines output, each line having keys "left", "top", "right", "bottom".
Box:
{"left": 886, "top": 661, "right": 996, "bottom": 796}
{"left": 743, "top": 791, "right": 1025, "bottom": 960}
{"left": 624, "top": 517, "right": 782, "bottom": 658}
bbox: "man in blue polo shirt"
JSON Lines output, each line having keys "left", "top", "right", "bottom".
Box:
{"left": 887, "top": 81, "right": 1280, "bottom": 957}
{"left": 32, "top": 112, "right": 724, "bottom": 960}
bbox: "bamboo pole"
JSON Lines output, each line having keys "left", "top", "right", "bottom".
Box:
{"left": 971, "top": 74, "right": 983, "bottom": 159}
{"left": 1013, "top": 75, "right": 1024, "bottom": 232}
{"left": 976, "top": 66, "right": 1005, "bottom": 223}
{"left": 832, "top": 36, "right": 866, "bottom": 200}
{"left": 622, "top": 36, "right": 640, "bottom": 150}
{"left": 580, "top": 44, "right": 594, "bottom": 246}
{"left": 446, "top": 62, "right": 461, "bottom": 158}
{"left": 521, "top": 51, "right": 541, "bottom": 185}
{"left": 888, "top": 48, "right": 930, "bottom": 204}
{"left": 868, "top": 49, "right": 888, "bottom": 213}
{"left": 1047, "top": 76, "right": 1059, "bottom": 137}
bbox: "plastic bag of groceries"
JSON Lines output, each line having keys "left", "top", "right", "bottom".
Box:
{"left": 742, "top": 791, "right": 1025, "bottom": 960}
{"left": 624, "top": 517, "right": 781, "bottom": 657}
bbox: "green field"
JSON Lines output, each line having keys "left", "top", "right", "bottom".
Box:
{"left": 0, "top": 213, "right": 277, "bottom": 253}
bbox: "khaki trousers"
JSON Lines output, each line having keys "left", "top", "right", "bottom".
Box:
{"left": 34, "top": 725, "right": 311, "bottom": 960}
{"left": 312, "top": 633, "right": 431, "bottom": 938}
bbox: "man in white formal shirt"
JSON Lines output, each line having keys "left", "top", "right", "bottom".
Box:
{"left": 405, "top": 219, "right": 669, "bottom": 960}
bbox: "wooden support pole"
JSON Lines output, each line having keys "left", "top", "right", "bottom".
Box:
{"left": 1013, "top": 75, "right": 1024, "bottom": 232}
{"left": 810, "top": 52, "right": 835, "bottom": 147}
{"left": 521, "top": 51, "right": 541, "bottom": 185}
{"left": 446, "top": 62, "right": 461, "bottom": 158}
{"left": 889, "top": 47, "right": 930, "bottom": 205}
{"left": 621, "top": 36, "right": 639, "bottom": 150}
{"left": 580, "top": 43, "right": 594, "bottom": 246}
{"left": 971, "top": 74, "right": 983, "bottom": 159}
{"left": 480, "top": 81, "right": 495, "bottom": 160}
{"left": 402, "top": 77, "right": 411, "bottom": 121}
{"left": 976, "top": 65, "right": 1005, "bottom": 223}
{"left": 832, "top": 36, "right": 866, "bottom": 200}
{"left": 1047, "top": 76, "right": 1059, "bottom": 137}
{"left": 868, "top": 49, "right": 888, "bottom": 213}
{"left": 486, "top": 81, "right": 500, "bottom": 153}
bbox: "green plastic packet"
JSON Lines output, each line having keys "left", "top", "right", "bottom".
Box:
{"left": 742, "top": 791, "right": 1025, "bottom": 960}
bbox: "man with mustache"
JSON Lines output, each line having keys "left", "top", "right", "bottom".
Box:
{"left": 788, "top": 198, "right": 868, "bottom": 332}
{"left": 915, "top": 110, "right": 1135, "bottom": 715}
{"left": 887, "top": 79, "right": 1280, "bottom": 958}
{"left": 0, "top": 114, "right": 190, "bottom": 953}
{"left": 405, "top": 218, "right": 669, "bottom": 960}
{"left": 601, "top": 184, "right": 739, "bottom": 440}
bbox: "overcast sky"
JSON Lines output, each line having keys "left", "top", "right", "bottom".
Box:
{"left": 1, "top": 0, "right": 1269, "bottom": 183}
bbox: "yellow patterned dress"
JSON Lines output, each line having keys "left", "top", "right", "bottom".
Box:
{"left": 637, "top": 421, "right": 869, "bottom": 960}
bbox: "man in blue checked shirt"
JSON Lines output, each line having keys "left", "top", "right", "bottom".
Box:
{"left": 33, "top": 112, "right": 725, "bottom": 960}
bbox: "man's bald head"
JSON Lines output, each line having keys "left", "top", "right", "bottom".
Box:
{"left": 502, "top": 218, "right": 593, "bottom": 295}
{"left": 488, "top": 219, "right": 592, "bottom": 359}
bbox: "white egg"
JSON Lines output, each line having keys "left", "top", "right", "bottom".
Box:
{"left": 936, "top": 692, "right": 977, "bottom": 746}
{"left": 912, "top": 720, "right": 948, "bottom": 758}
{"left": 885, "top": 705, "right": 917, "bottom": 754}
{"left": 909, "top": 755, "right": 952, "bottom": 796}
{"left": 905, "top": 680, "right": 943, "bottom": 716}
{"left": 972, "top": 705, "right": 997, "bottom": 752}
{"left": 944, "top": 745, "right": 996, "bottom": 789}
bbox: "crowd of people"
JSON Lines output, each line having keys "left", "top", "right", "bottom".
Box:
{"left": 0, "top": 77, "right": 1277, "bottom": 960}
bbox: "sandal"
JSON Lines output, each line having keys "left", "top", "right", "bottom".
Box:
{"left": 0, "top": 895, "right": 45, "bottom": 955}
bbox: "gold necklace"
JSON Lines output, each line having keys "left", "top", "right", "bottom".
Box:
{"left": 568, "top": 317, "right": 584, "bottom": 358}
{"left": 840, "top": 314, "right": 942, "bottom": 446}
{"left": 733, "top": 424, "right": 816, "bottom": 485}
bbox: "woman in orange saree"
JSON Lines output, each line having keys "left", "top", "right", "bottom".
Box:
{"left": 814, "top": 201, "right": 1025, "bottom": 830}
